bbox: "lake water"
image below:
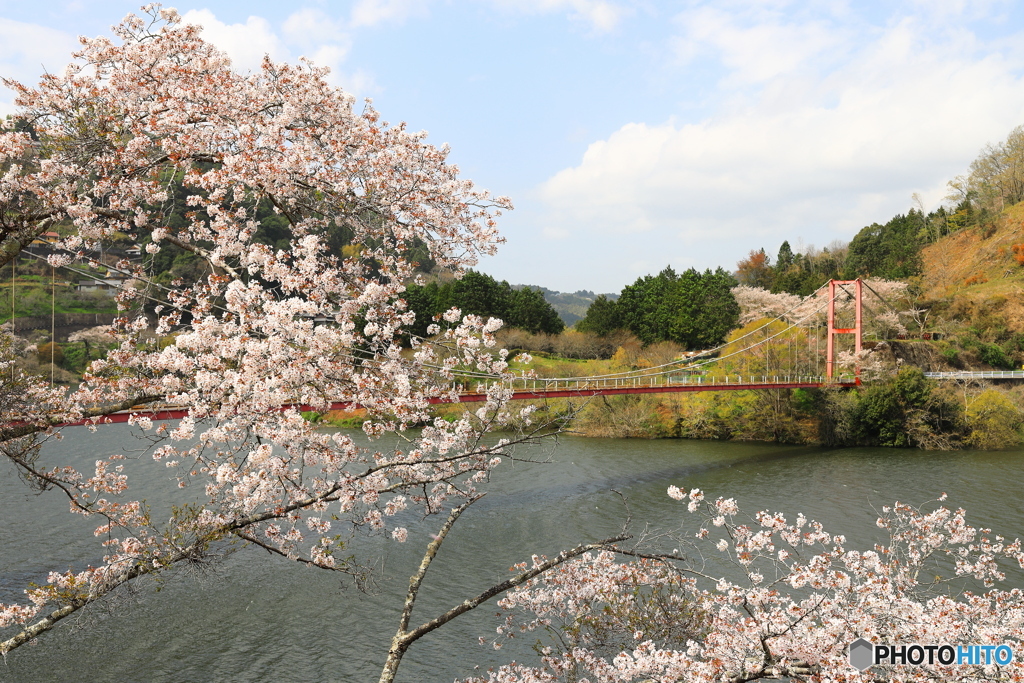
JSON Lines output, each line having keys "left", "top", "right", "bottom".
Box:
{"left": 2, "top": 426, "right": 1023, "bottom": 682}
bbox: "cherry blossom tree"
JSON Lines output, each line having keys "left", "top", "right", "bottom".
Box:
{"left": 732, "top": 279, "right": 913, "bottom": 336}
{"left": 0, "top": 7, "right": 566, "bottom": 673}
{"left": 465, "top": 489, "right": 1024, "bottom": 683}
{"left": 66, "top": 324, "right": 114, "bottom": 360}
{"left": 731, "top": 279, "right": 918, "bottom": 377}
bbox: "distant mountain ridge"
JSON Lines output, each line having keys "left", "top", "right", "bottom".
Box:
{"left": 512, "top": 285, "right": 618, "bottom": 327}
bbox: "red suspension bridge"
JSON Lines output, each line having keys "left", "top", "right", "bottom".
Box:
{"left": 35, "top": 277, "right": 1019, "bottom": 428}
{"left": 29, "top": 277, "right": 1024, "bottom": 428}
{"left": 70, "top": 280, "right": 873, "bottom": 425}
{"left": 442, "top": 278, "right": 870, "bottom": 402}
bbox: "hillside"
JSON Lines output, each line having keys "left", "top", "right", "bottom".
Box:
{"left": 515, "top": 285, "right": 618, "bottom": 327}
{"left": 920, "top": 202, "right": 1024, "bottom": 334}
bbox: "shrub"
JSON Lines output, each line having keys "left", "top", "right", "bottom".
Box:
{"left": 61, "top": 344, "right": 86, "bottom": 372}
{"left": 36, "top": 341, "right": 63, "bottom": 367}
{"left": 978, "top": 342, "right": 1011, "bottom": 369}
{"left": 964, "top": 272, "right": 989, "bottom": 286}
{"left": 1013, "top": 243, "right": 1024, "bottom": 265}
{"left": 966, "top": 389, "right": 1023, "bottom": 449}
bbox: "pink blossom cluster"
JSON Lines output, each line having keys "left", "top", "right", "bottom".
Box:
{"left": 732, "top": 279, "right": 915, "bottom": 337}
{"left": 465, "top": 491, "right": 1024, "bottom": 682}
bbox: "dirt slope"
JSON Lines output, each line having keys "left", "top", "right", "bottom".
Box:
{"left": 920, "top": 202, "right": 1024, "bottom": 332}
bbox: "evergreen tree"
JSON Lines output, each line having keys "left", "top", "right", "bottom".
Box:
{"left": 506, "top": 287, "right": 565, "bottom": 335}
{"left": 404, "top": 272, "right": 563, "bottom": 337}
{"left": 595, "top": 266, "right": 739, "bottom": 349}
{"left": 575, "top": 295, "right": 621, "bottom": 335}
{"left": 846, "top": 212, "right": 923, "bottom": 279}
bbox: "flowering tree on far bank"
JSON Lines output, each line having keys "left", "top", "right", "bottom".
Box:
{"left": 732, "top": 279, "right": 915, "bottom": 338}
{"left": 731, "top": 279, "right": 917, "bottom": 378}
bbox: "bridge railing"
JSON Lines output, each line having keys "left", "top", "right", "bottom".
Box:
{"left": 924, "top": 371, "right": 1024, "bottom": 379}
{"left": 461, "top": 374, "right": 846, "bottom": 396}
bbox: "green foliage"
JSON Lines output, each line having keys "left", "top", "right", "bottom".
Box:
{"left": 575, "top": 394, "right": 674, "bottom": 438}
{"left": 966, "top": 389, "right": 1023, "bottom": 449}
{"left": 590, "top": 266, "right": 739, "bottom": 349}
{"left": 61, "top": 344, "right": 87, "bottom": 372}
{"left": 940, "top": 344, "right": 960, "bottom": 365}
{"left": 667, "top": 268, "right": 740, "bottom": 349}
{"left": 404, "top": 271, "right": 564, "bottom": 338}
{"left": 978, "top": 342, "right": 1011, "bottom": 369}
{"left": 575, "top": 295, "right": 620, "bottom": 335}
{"left": 846, "top": 211, "right": 924, "bottom": 279}
{"left": 845, "top": 367, "right": 965, "bottom": 448}
{"left": 2, "top": 280, "right": 120, "bottom": 322}
{"left": 402, "top": 281, "right": 440, "bottom": 338}
{"left": 436, "top": 271, "right": 511, "bottom": 320}
{"left": 769, "top": 240, "right": 820, "bottom": 295}
{"left": 321, "top": 413, "right": 368, "bottom": 429}
{"left": 957, "top": 335, "right": 1018, "bottom": 370}
{"left": 791, "top": 387, "right": 818, "bottom": 412}
{"left": 736, "top": 241, "right": 845, "bottom": 297}
{"left": 775, "top": 241, "right": 794, "bottom": 272}
{"left": 506, "top": 287, "right": 564, "bottom": 336}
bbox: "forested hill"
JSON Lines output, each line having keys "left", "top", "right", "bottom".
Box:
{"left": 515, "top": 286, "right": 618, "bottom": 327}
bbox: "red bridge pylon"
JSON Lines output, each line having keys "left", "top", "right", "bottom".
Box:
{"left": 825, "top": 279, "right": 862, "bottom": 381}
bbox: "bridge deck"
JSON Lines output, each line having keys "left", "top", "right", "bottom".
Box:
{"left": 59, "top": 377, "right": 856, "bottom": 425}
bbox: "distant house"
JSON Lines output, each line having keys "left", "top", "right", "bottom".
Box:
{"left": 31, "top": 231, "right": 60, "bottom": 246}
{"left": 76, "top": 278, "right": 126, "bottom": 296}
{"left": 124, "top": 245, "right": 142, "bottom": 258}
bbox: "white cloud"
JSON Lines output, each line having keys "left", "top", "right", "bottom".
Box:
{"left": 284, "top": 7, "right": 344, "bottom": 45}
{"left": 283, "top": 8, "right": 349, "bottom": 50}
{"left": 180, "top": 9, "right": 290, "bottom": 73}
{"left": 178, "top": 9, "right": 360, "bottom": 92}
{"left": 564, "top": 0, "right": 627, "bottom": 32}
{"left": 0, "top": 19, "right": 79, "bottom": 117}
{"left": 350, "top": 0, "right": 431, "bottom": 28}
{"left": 539, "top": 10, "right": 1024, "bottom": 260}
{"left": 674, "top": 7, "right": 844, "bottom": 84}
{"left": 490, "top": 0, "right": 630, "bottom": 33}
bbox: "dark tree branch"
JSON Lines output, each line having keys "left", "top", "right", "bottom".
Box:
{"left": 377, "top": 494, "right": 631, "bottom": 683}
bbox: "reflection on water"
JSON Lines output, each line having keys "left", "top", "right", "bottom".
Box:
{"left": 2, "top": 426, "right": 1022, "bottom": 682}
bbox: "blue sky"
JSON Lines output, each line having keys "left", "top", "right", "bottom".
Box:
{"left": 3, "top": 1, "right": 1024, "bottom": 293}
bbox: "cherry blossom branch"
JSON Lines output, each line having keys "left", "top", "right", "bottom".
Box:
{"left": 0, "top": 217, "right": 56, "bottom": 268}
{"left": 0, "top": 6, "right": 528, "bottom": 668}
{"left": 0, "top": 526, "right": 225, "bottom": 656}
{"left": 0, "top": 393, "right": 164, "bottom": 441}
{"left": 232, "top": 530, "right": 360, "bottom": 575}
{"left": 157, "top": 233, "right": 243, "bottom": 281}
{"left": 379, "top": 493, "right": 630, "bottom": 683}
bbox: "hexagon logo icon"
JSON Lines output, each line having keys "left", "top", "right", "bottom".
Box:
{"left": 849, "top": 638, "right": 874, "bottom": 671}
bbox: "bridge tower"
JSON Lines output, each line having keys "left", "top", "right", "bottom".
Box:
{"left": 825, "top": 279, "right": 862, "bottom": 381}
